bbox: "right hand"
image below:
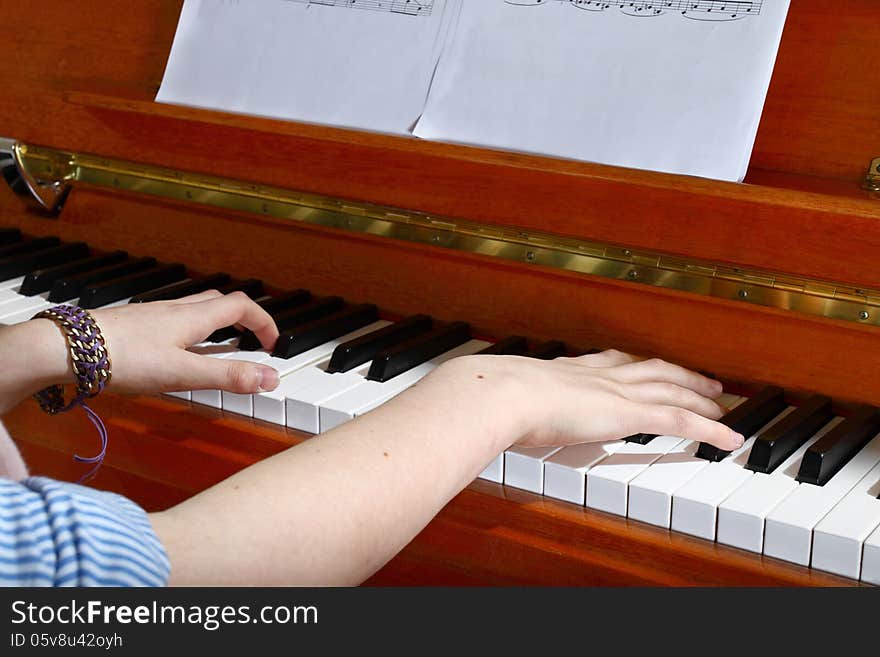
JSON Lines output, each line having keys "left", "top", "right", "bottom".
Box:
{"left": 432, "top": 349, "right": 742, "bottom": 451}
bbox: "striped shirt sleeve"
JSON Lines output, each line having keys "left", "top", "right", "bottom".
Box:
{"left": 1, "top": 476, "right": 171, "bottom": 587}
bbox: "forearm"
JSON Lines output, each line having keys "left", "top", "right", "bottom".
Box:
{"left": 0, "top": 319, "right": 72, "bottom": 414}
{"left": 150, "top": 358, "right": 524, "bottom": 586}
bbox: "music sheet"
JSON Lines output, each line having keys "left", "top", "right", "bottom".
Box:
{"left": 157, "top": 0, "right": 461, "bottom": 135}
{"left": 414, "top": 1, "right": 791, "bottom": 181}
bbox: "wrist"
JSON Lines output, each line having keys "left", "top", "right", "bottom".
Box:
{"left": 0, "top": 318, "right": 75, "bottom": 413}
{"left": 427, "top": 355, "right": 535, "bottom": 452}
{"left": 17, "top": 318, "right": 76, "bottom": 386}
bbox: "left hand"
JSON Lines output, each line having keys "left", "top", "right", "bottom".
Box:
{"left": 90, "top": 290, "right": 280, "bottom": 395}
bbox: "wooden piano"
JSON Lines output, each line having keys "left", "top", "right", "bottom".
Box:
{"left": 1, "top": 1, "right": 878, "bottom": 586}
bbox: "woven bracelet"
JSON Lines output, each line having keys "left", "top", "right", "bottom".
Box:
{"left": 32, "top": 304, "right": 112, "bottom": 481}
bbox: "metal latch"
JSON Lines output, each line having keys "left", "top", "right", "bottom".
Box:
{"left": 0, "top": 138, "right": 73, "bottom": 214}
{"left": 864, "top": 157, "right": 880, "bottom": 193}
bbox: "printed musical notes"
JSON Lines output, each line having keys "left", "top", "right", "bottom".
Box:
{"left": 505, "top": 0, "right": 763, "bottom": 21}
{"left": 287, "top": 0, "right": 435, "bottom": 17}
{"left": 158, "top": 0, "right": 460, "bottom": 135}
{"left": 415, "top": 1, "right": 791, "bottom": 181}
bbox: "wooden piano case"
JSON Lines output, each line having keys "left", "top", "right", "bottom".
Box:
{"left": 0, "top": 1, "right": 878, "bottom": 585}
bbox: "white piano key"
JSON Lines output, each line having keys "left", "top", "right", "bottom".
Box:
{"left": 318, "top": 339, "right": 491, "bottom": 432}
{"left": 285, "top": 363, "right": 371, "bottom": 433}
{"left": 543, "top": 441, "right": 624, "bottom": 504}
{"left": 0, "top": 292, "right": 53, "bottom": 321}
{"left": 251, "top": 320, "right": 391, "bottom": 426}
{"left": 670, "top": 407, "right": 794, "bottom": 541}
{"left": 503, "top": 446, "right": 562, "bottom": 494}
{"left": 862, "top": 523, "right": 880, "bottom": 585}
{"left": 627, "top": 394, "right": 744, "bottom": 528}
{"left": 260, "top": 364, "right": 355, "bottom": 428}
{"left": 811, "top": 459, "right": 880, "bottom": 580}
{"left": 764, "top": 432, "right": 880, "bottom": 567}
{"left": 716, "top": 417, "right": 843, "bottom": 553}
{"left": 478, "top": 454, "right": 504, "bottom": 484}
{"left": 0, "top": 288, "right": 26, "bottom": 305}
{"left": 585, "top": 434, "right": 686, "bottom": 516}
{"left": 0, "top": 276, "right": 25, "bottom": 290}
{"left": 255, "top": 376, "right": 311, "bottom": 426}
{"left": 0, "top": 300, "right": 54, "bottom": 325}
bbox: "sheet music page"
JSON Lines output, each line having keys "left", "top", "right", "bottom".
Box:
{"left": 414, "top": 1, "right": 791, "bottom": 181}
{"left": 157, "top": 0, "right": 461, "bottom": 135}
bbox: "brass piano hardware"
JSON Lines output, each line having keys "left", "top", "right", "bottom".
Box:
{"left": 865, "top": 158, "right": 880, "bottom": 193}
{"left": 0, "top": 139, "right": 73, "bottom": 213}
{"left": 7, "top": 141, "right": 880, "bottom": 328}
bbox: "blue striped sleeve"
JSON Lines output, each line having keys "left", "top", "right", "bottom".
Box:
{"left": 0, "top": 477, "right": 171, "bottom": 587}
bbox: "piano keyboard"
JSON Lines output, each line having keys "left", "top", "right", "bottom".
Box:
{"left": 1, "top": 229, "right": 878, "bottom": 586}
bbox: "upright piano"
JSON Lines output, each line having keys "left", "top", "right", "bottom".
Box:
{"left": 0, "top": 1, "right": 878, "bottom": 585}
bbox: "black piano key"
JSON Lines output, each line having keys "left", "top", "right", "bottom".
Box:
{"left": 205, "top": 288, "right": 310, "bottom": 343}
{"left": 0, "top": 236, "right": 60, "bottom": 260}
{"left": 20, "top": 251, "right": 128, "bottom": 296}
{"left": 217, "top": 278, "right": 264, "bottom": 299}
{"left": 78, "top": 263, "right": 187, "bottom": 309}
{"left": 238, "top": 296, "right": 344, "bottom": 351}
{"left": 272, "top": 304, "right": 379, "bottom": 359}
{"left": 129, "top": 273, "right": 232, "bottom": 303}
{"left": 796, "top": 406, "right": 880, "bottom": 486}
{"left": 526, "top": 340, "right": 566, "bottom": 360}
{"left": 259, "top": 289, "right": 314, "bottom": 316}
{"left": 367, "top": 321, "right": 471, "bottom": 383}
{"left": 746, "top": 395, "right": 834, "bottom": 474}
{"left": 0, "top": 228, "right": 22, "bottom": 245}
{"left": 625, "top": 434, "right": 657, "bottom": 445}
{"left": 476, "top": 336, "right": 528, "bottom": 356}
{"left": 18, "top": 251, "right": 128, "bottom": 296}
{"left": 49, "top": 257, "right": 156, "bottom": 302}
{"left": 695, "top": 386, "right": 787, "bottom": 462}
{"left": 327, "top": 314, "right": 434, "bottom": 373}
{"left": 0, "top": 242, "right": 89, "bottom": 280}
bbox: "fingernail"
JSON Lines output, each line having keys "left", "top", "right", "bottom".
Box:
{"left": 256, "top": 366, "right": 280, "bottom": 392}
{"left": 730, "top": 431, "right": 745, "bottom": 448}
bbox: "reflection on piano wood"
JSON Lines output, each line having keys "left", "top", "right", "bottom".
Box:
{"left": 0, "top": 226, "right": 876, "bottom": 585}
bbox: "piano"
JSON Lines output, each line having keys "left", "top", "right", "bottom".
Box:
{"left": 0, "top": 0, "right": 878, "bottom": 586}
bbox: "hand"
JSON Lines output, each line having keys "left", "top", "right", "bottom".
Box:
{"left": 91, "top": 291, "right": 281, "bottom": 395}
{"left": 429, "top": 349, "right": 742, "bottom": 451}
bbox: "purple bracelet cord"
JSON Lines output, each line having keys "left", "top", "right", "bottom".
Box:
{"left": 32, "top": 304, "right": 111, "bottom": 483}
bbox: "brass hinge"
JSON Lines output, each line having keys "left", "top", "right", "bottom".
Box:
{"left": 864, "top": 157, "right": 880, "bottom": 193}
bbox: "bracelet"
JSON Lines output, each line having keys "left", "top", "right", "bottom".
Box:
{"left": 32, "top": 304, "right": 112, "bottom": 481}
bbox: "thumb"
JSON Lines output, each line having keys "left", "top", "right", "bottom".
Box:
{"left": 178, "top": 352, "right": 280, "bottom": 393}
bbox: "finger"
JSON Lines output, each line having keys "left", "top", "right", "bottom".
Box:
{"left": 620, "top": 382, "right": 724, "bottom": 420}
{"left": 629, "top": 403, "right": 743, "bottom": 451}
{"left": 573, "top": 349, "right": 637, "bottom": 368}
{"left": 184, "top": 292, "right": 279, "bottom": 349}
{"left": 176, "top": 351, "right": 280, "bottom": 393}
{"left": 171, "top": 289, "right": 224, "bottom": 305}
{"left": 605, "top": 358, "right": 723, "bottom": 399}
